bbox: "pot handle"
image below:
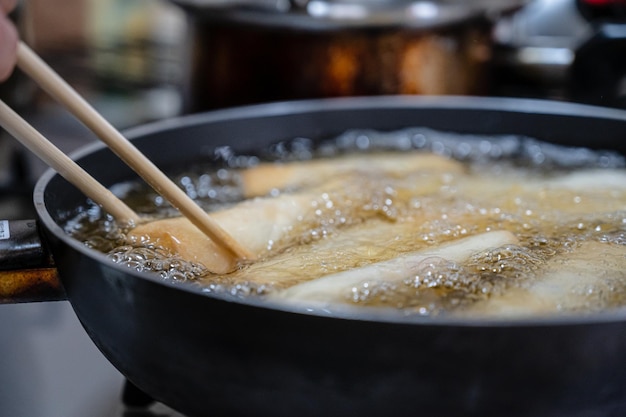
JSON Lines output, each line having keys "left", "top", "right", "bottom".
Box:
{"left": 0, "top": 219, "right": 66, "bottom": 303}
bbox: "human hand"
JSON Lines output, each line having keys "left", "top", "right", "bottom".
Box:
{"left": 0, "top": 0, "right": 17, "bottom": 82}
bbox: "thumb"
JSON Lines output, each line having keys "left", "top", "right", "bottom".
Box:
{"left": 0, "top": 0, "right": 17, "bottom": 14}
{"left": 0, "top": 14, "right": 17, "bottom": 82}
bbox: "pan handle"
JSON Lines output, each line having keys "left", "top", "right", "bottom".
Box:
{"left": 0, "top": 219, "right": 66, "bottom": 303}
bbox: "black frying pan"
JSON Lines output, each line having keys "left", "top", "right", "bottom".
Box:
{"left": 5, "top": 96, "right": 626, "bottom": 417}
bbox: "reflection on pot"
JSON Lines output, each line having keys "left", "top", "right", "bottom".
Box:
{"left": 188, "top": 22, "right": 493, "bottom": 110}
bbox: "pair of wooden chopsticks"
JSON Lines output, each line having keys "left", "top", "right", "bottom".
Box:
{"left": 0, "top": 42, "right": 252, "bottom": 262}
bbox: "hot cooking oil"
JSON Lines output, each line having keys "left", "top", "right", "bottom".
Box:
{"left": 64, "top": 128, "right": 626, "bottom": 317}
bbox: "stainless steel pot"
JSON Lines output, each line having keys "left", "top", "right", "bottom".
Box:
{"left": 172, "top": 0, "right": 526, "bottom": 111}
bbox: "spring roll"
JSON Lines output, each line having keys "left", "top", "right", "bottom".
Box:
{"left": 128, "top": 192, "right": 318, "bottom": 274}
{"left": 272, "top": 230, "right": 519, "bottom": 304}
{"left": 239, "top": 152, "right": 463, "bottom": 197}
{"left": 465, "top": 241, "right": 626, "bottom": 317}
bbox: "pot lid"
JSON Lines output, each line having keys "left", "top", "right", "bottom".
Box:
{"left": 171, "top": 0, "right": 528, "bottom": 30}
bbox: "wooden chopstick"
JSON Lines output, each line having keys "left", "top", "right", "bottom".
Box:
{"left": 0, "top": 99, "right": 140, "bottom": 225}
{"left": 15, "top": 42, "right": 254, "bottom": 261}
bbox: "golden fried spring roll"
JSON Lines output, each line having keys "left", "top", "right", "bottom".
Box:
{"left": 128, "top": 192, "right": 314, "bottom": 274}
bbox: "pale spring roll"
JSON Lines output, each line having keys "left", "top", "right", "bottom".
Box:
{"left": 273, "top": 230, "right": 519, "bottom": 304}
{"left": 239, "top": 152, "right": 463, "bottom": 197}
{"left": 465, "top": 241, "right": 626, "bottom": 318}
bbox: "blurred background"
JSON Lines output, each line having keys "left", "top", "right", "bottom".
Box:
{"left": 0, "top": 0, "right": 625, "bottom": 416}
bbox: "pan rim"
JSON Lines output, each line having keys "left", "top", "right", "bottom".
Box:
{"left": 122, "top": 94, "right": 626, "bottom": 139}
{"left": 33, "top": 95, "right": 626, "bottom": 328}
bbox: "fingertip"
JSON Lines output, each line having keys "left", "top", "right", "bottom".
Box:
{"left": 0, "top": 14, "right": 18, "bottom": 82}
{"left": 0, "top": 0, "right": 17, "bottom": 14}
